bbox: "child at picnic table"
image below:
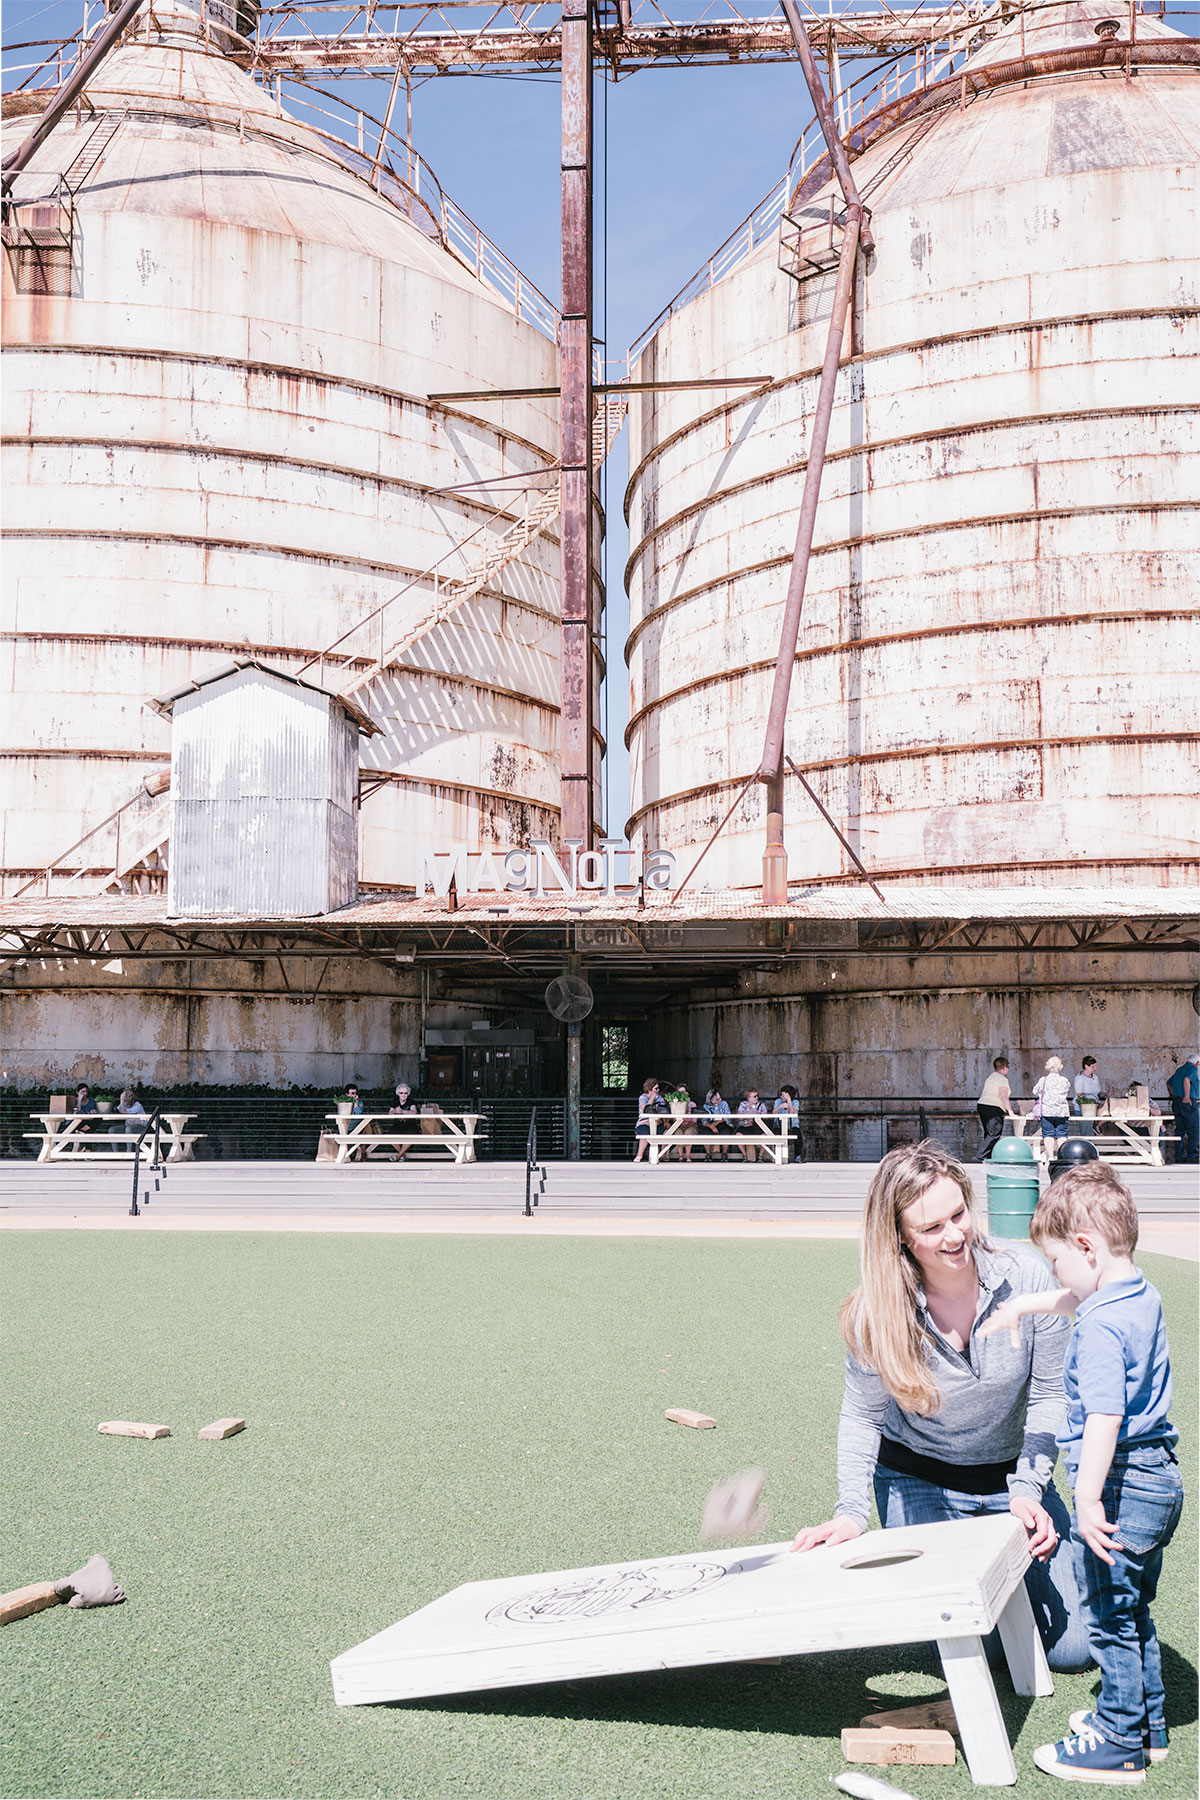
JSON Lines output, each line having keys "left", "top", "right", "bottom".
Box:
{"left": 981, "top": 1163, "right": 1182, "bottom": 1785}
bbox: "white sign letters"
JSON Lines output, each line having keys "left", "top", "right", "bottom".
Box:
{"left": 418, "top": 839, "right": 677, "bottom": 899}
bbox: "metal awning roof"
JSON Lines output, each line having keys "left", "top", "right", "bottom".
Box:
{"left": 3, "top": 884, "right": 1197, "bottom": 933}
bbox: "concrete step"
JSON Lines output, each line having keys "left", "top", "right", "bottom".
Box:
{"left": 2, "top": 1160, "right": 1194, "bottom": 1220}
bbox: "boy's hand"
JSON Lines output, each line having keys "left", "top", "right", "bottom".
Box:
{"left": 1009, "top": 1495, "right": 1058, "bottom": 1561}
{"left": 979, "top": 1299, "right": 1027, "bottom": 1348}
{"left": 1075, "top": 1496, "right": 1121, "bottom": 1565}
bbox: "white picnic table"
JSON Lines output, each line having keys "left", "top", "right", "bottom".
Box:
{"left": 331, "top": 1512, "right": 1049, "bottom": 1786}
{"left": 320, "top": 1112, "right": 485, "bottom": 1166}
{"left": 645, "top": 1111, "right": 794, "bottom": 1166}
{"left": 1012, "top": 1108, "right": 1172, "bottom": 1165}
{"left": 26, "top": 1112, "right": 199, "bottom": 1163}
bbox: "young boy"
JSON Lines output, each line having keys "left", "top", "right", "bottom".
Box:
{"left": 982, "top": 1162, "right": 1182, "bottom": 1785}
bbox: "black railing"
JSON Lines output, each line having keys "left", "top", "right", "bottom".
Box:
{"left": 129, "top": 1107, "right": 164, "bottom": 1217}
{"left": 1, "top": 1092, "right": 1176, "bottom": 1166}
{"left": 524, "top": 1107, "right": 542, "bottom": 1218}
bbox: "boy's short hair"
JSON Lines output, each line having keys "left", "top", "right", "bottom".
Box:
{"left": 1030, "top": 1162, "right": 1139, "bottom": 1257}
{"left": 993, "top": 1056, "right": 1009, "bottom": 1070}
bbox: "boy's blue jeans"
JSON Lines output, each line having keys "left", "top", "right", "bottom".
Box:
{"left": 873, "top": 1469, "right": 1092, "bottom": 1671}
{"left": 1073, "top": 1442, "right": 1184, "bottom": 1750}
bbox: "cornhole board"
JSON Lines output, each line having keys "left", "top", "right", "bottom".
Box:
{"left": 331, "top": 1514, "right": 1051, "bottom": 1786}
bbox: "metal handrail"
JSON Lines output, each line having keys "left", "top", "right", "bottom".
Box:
{"left": 129, "top": 1105, "right": 164, "bottom": 1217}
{"left": 524, "top": 1106, "right": 539, "bottom": 1216}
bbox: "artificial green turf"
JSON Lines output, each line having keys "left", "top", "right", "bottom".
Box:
{"left": 1, "top": 1233, "right": 1195, "bottom": 1800}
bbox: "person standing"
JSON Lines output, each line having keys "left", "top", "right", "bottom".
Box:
{"left": 1073, "top": 1056, "right": 1102, "bottom": 1138}
{"left": 1165, "top": 1051, "right": 1199, "bottom": 1165}
{"left": 982, "top": 1163, "right": 1182, "bottom": 1783}
{"left": 1034, "top": 1057, "right": 1074, "bottom": 1158}
{"left": 976, "top": 1056, "right": 1016, "bottom": 1159}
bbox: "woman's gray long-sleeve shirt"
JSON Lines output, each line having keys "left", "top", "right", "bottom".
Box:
{"left": 835, "top": 1244, "right": 1069, "bottom": 1529}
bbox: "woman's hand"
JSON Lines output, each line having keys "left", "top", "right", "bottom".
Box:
{"left": 791, "top": 1516, "right": 862, "bottom": 1554}
{"left": 1009, "top": 1494, "right": 1058, "bottom": 1562}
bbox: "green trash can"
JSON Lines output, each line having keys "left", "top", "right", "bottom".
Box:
{"left": 986, "top": 1137, "right": 1041, "bottom": 1239}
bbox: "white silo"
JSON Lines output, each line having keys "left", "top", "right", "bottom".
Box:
{"left": 626, "top": 2, "right": 1199, "bottom": 892}
{"left": 1, "top": 0, "right": 602, "bottom": 898}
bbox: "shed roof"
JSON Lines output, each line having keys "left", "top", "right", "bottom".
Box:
{"left": 151, "top": 658, "right": 378, "bottom": 736}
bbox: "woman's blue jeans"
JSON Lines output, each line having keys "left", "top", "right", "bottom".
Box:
{"left": 874, "top": 1468, "right": 1092, "bottom": 1673}
{"left": 1076, "top": 1443, "right": 1183, "bottom": 1750}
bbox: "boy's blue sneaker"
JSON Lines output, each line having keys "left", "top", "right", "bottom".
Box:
{"left": 1068, "top": 1710, "right": 1168, "bottom": 1764}
{"left": 1033, "top": 1723, "right": 1145, "bottom": 1784}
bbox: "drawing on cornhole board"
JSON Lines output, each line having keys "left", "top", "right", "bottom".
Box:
{"left": 487, "top": 1559, "right": 732, "bottom": 1624}
{"left": 332, "top": 1514, "right": 1054, "bottom": 1787}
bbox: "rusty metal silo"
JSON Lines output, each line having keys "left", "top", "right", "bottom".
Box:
{"left": 625, "top": 1, "right": 1200, "bottom": 892}
{"left": 2, "top": 0, "right": 602, "bottom": 898}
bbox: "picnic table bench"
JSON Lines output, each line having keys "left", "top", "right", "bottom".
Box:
{"left": 319, "top": 1112, "right": 485, "bottom": 1166}
{"left": 644, "top": 1113, "right": 794, "bottom": 1166}
{"left": 25, "top": 1113, "right": 201, "bottom": 1163}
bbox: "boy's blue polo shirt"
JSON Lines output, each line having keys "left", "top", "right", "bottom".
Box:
{"left": 1058, "top": 1272, "right": 1176, "bottom": 1472}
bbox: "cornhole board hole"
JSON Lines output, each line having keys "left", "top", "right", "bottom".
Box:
{"left": 331, "top": 1514, "right": 1051, "bottom": 1786}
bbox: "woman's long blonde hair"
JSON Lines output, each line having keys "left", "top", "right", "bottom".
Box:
{"left": 839, "top": 1143, "right": 987, "bottom": 1416}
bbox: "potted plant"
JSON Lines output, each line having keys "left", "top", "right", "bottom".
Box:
{"left": 335, "top": 1094, "right": 355, "bottom": 1117}
{"left": 95, "top": 1094, "right": 116, "bottom": 1115}
{"left": 663, "top": 1086, "right": 691, "bottom": 1117}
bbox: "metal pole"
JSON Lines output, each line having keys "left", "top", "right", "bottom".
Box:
{"left": 779, "top": 0, "right": 874, "bottom": 250}
{"left": 565, "top": 952, "right": 582, "bottom": 1160}
{"left": 2, "top": 0, "right": 144, "bottom": 192}
{"left": 757, "top": 206, "right": 862, "bottom": 898}
{"left": 558, "top": 0, "right": 594, "bottom": 852}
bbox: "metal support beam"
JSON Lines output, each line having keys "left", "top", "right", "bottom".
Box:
{"left": 1, "top": 0, "right": 143, "bottom": 194}
{"left": 757, "top": 206, "right": 861, "bottom": 882}
{"left": 559, "top": 0, "right": 594, "bottom": 851}
{"left": 780, "top": 0, "right": 874, "bottom": 250}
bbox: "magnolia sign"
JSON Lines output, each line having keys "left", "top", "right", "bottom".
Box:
{"left": 418, "top": 839, "right": 677, "bottom": 899}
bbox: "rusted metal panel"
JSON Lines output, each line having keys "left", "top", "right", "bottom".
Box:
{"left": 627, "top": 7, "right": 1200, "bottom": 892}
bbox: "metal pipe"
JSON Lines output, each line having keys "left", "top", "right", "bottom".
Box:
{"left": 558, "top": 0, "right": 594, "bottom": 851}
{"left": 757, "top": 203, "right": 861, "bottom": 796}
{"left": 2, "top": 0, "right": 144, "bottom": 191}
{"left": 779, "top": 0, "right": 874, "bottom": 251}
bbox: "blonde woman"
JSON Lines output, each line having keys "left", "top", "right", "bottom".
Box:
{"left": 791, "top": 1142, "right": 1090, "bottom": 1672}
{"left": 1033, "top": 1055, "right": 1074, "bottom": 1155}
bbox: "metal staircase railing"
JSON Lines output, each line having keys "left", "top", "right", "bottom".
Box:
{"left": 11, "top": 780, "right": 170, "bottom": 899}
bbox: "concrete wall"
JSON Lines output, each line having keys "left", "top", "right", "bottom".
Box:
{"left": 0, "top": 961, "right": 423, "bottom": 1090}
{"left": 639, "top": 958, "right": 1196, "bottom": 1109}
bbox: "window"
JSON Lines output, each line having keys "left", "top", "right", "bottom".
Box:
{"left": 601, "top": 1025, "right": 630, "bottom": 1092}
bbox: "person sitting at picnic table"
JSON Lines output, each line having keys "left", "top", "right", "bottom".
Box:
{"left": 737, "top": 1088, "right": 768, "bottom": 1162}
{"left": 1032, "top": 1057, "right": 1073, "bottom": 1156}
{"left": 790, "top": 1142, "right": 1090, "bottom": 1674}
{"left": 109, "top": 1085, "right": 146, "bottom": 1148}
{"left": 632, "top": 1077, "right": 663, "bottom": 1164}
{"left": 72, "top": 1084, "right": 99, "bottom": 1138}
{"left": 699, "top": 1088, "right": 732, "bottom": 1159}
{"left": 773, "top": 1084, "right": 800, "bottom": 1162}
{"left": 386, "top": 1083, "right": 416, "bottom": 1160}
{"left": 670, "top": 1084, "right": 697, "bottom": 1164}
